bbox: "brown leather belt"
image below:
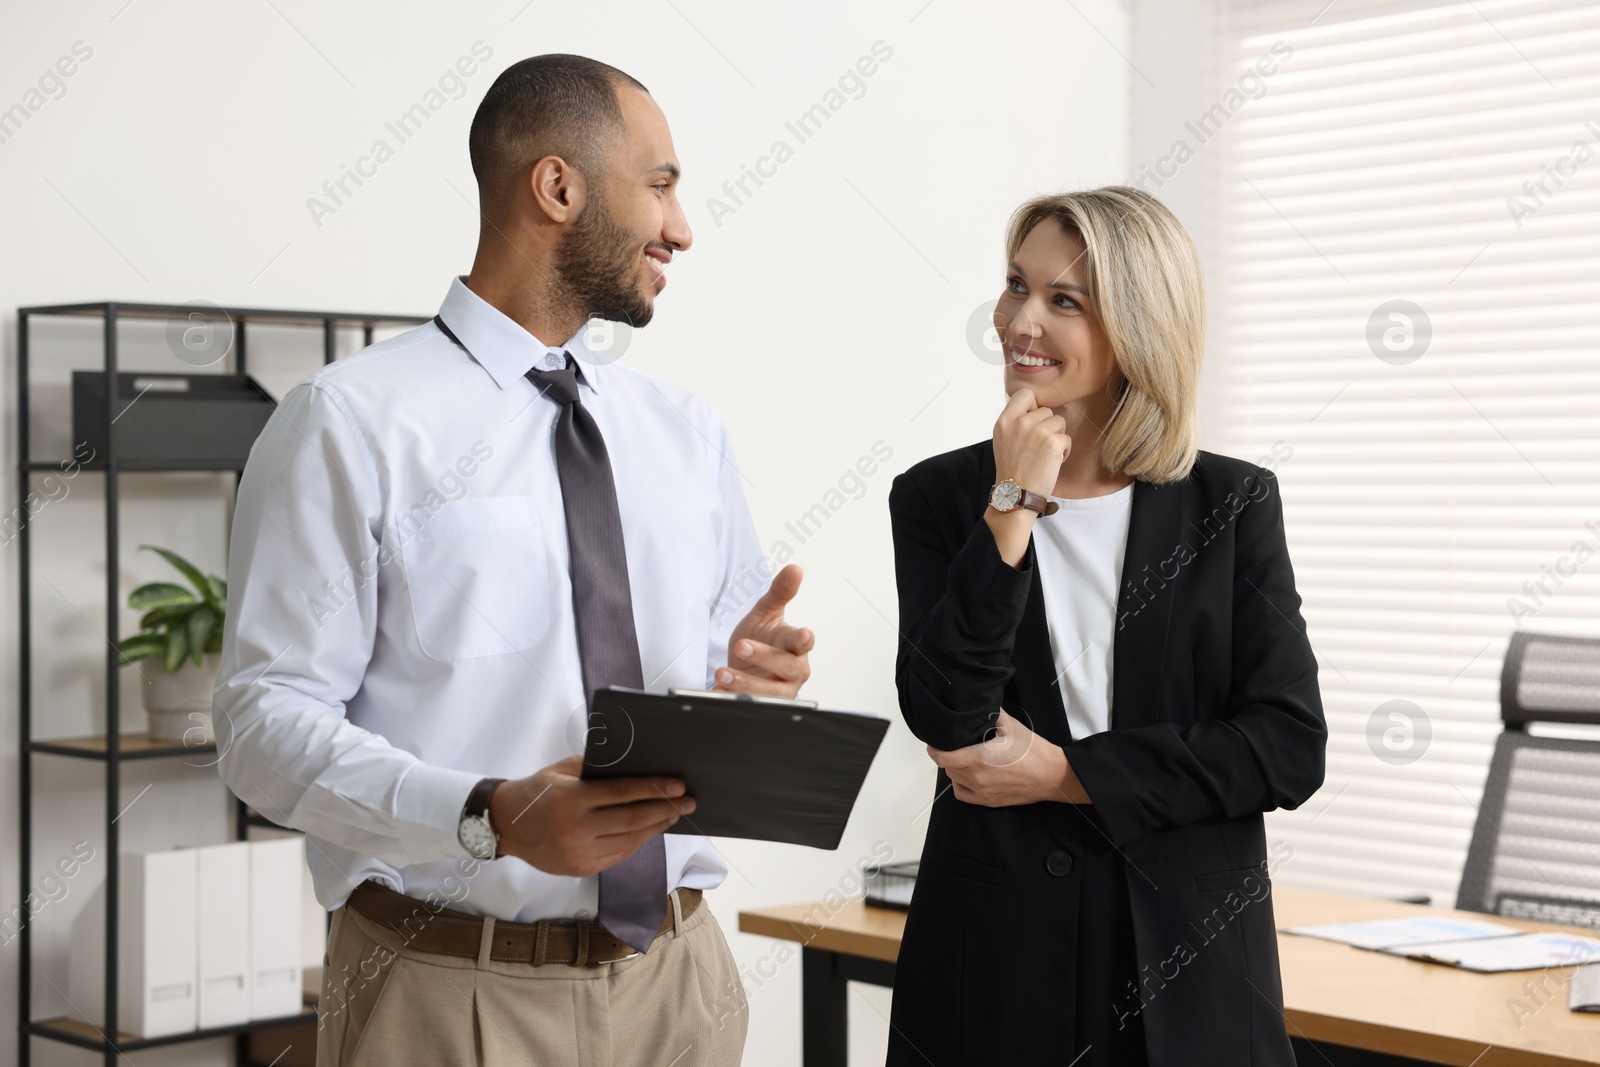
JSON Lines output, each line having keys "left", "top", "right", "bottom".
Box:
{"left": 345, "top": 879, "right": 701, "bottom": 966}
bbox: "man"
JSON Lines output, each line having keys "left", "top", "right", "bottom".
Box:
{"left": 214, "top": 54, "right": 811, "bottom": 1066}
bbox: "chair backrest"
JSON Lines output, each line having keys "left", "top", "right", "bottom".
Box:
{"left": 1500, "top": 631, "right": 1600, "bottom": 728}
{"left": 1455, "top": 633, "right": 1600, "bottom": 925}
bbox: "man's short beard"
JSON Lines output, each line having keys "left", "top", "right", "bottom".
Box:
{"left": 552, "top": 182, "right": 653, "bottom": 328}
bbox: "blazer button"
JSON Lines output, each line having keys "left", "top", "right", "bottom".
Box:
{"left": 1046, "top": 850, "right": 1074, "bottom": 877}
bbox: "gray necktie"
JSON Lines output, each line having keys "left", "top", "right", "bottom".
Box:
{"left": 526, "top": 354, "right": 667, "bottom": 955}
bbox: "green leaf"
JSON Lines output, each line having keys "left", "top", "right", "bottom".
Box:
{"left": 140, "top": 545, "right": 220, "bottom": 611}
{"left": 116, "top": 633, "right": 165, "bottom": 665}
{"left": 129, "top": 582, "right": 197, "bottom": 612}
{"left": 185, "top": 606, "right": 216, "bottom": 668}
{"left": 163, "top": 624, "right": 189, "bottom": 673}
{"left": 118, "top": 632, "right": 165, "bottom": 654}
{"left": 140, "top": 603, "right": 201, "bottom": 630}
{"left": 206, "top": 575, "right": 227, "bottom": 610}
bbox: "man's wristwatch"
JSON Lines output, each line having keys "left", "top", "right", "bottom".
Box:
{"left": 457, "top": 777, "right": 507, "bottom": 861}
{"left": 989, "top": 478, "right": 1059, "bottom": 517}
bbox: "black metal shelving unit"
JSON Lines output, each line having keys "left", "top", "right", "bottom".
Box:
{"left": 16, "top": 301, "right": 431, "bottom": 1067}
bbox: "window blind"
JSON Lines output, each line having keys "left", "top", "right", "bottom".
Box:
{"left": 1209, "top": 0, "right": 1600, "bottom": 902}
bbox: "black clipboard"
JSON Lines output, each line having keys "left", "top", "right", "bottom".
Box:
{"left": 579, "top": 686, "right": 889, "bottom": 850}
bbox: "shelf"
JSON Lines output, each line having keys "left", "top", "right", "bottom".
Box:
{"left": 26, "top": 966, "right": 319, "bottom": 1053}
{"left": 20, "top": 300, "right": 428, "bottom": 329}
{"left": 28, "top": 732, "right": 217, "bottom": 761}
{"left": 23, "top": 459, "right": 247, "bottom": 473}
{"left": 26, "top": 1004, "right": 316, "bottom": 1053}
{"left": 243, "top": 810, "right": 297, "bottom": 832}
{"left": 17, "top": 298, "right": 407, "bottom": 1067}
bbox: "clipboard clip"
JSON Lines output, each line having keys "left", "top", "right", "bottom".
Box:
{"left": 667, "top": 687, "right": 819, "bottom": 710}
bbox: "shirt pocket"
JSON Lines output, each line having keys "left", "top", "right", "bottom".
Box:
{"left": 399, "top": 495, "right": 552, "bottom": 661}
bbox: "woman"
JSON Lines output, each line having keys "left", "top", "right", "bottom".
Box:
{"left": 885, "top": 186, "right": 1326, "bottom": 1066}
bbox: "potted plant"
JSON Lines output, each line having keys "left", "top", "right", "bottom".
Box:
{"left": 116, "top": 545, "right": 227, "bottom": 743}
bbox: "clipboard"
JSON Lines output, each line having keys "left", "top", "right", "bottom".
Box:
{"left": 579, "top": 686, "right": 889, "bottom": 850}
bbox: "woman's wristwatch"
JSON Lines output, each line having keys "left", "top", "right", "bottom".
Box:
{"left": 989, "top": 478, "right": 1059, "bottom": 516}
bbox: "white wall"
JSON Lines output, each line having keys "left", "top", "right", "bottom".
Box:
{"left": 1126, "top": 0, "right": 1226, "bottom": 451}
{"left": 0, "top": 1, "right": 1132, "bottom": 1063}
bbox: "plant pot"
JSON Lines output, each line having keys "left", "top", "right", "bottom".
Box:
{"left": 142, "top": 651, "right": 220, "bottom": 743}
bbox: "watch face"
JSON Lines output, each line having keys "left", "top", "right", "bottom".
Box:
{"left": 991, "top": 480, "right": 1021, "bottom": 511}
{"left": 459, "top": 814, "right": 496, "bottom": 860}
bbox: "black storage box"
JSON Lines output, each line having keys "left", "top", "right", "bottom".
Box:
{"left": 71, "top": 371, "right": 277, "bottom": 469}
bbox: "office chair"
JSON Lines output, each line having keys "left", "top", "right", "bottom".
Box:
{"left": 1456, "top": 631, "right": 1600, "bottom": 929}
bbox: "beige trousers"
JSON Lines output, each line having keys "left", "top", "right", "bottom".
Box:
{"left": 315, "top": 888, "right": 749, "bottom": 1067}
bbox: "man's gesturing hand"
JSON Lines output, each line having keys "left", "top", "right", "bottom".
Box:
{"left": 714, "top": 562, "right": 814, "bottom": 698}
{"left": 488, "top": 755, "right": 696, "bottom": 876}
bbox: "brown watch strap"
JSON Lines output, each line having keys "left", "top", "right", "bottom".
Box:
{"left": 465, "top": 778, "right": 507, "bottom": 857}
{"left": 466, "top": 777, "right": 506, "bottom": 819}
{"left": 1018, "top": 489, "right": 1060, "bottom": 516}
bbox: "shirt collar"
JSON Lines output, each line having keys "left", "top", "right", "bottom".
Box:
{"left": 435, "top": 275, "right": 603, "bottom": 393}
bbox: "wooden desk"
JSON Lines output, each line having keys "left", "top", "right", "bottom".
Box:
{"left": 739, "top": 898, "right": 901, "bottom": 1065}
{"left": 740, "top": 886, "right": 1600, "bottom": 1067}
{"left": 1276, "top": 887, "right": 1600, "bottom": 1066}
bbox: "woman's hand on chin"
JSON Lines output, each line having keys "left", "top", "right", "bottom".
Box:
{"left": 926, "top": 708, "right": 1091, "bottom": 806}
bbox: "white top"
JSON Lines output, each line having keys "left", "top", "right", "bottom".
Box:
{"left": 1030, "top": 483, "right": 1134, "bottom": 740}
{"left": 214, "top": 275, "right": 769, "bottom": 922}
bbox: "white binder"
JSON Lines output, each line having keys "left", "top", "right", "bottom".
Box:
{"left": 248, "top": 836, "right": 306, "bottom": 1020}
{"left": 196, "top": 842, "right": 251, "bottom": 1028}
{"left": 68, "top": 848, "right": 199, "bottom": 1038}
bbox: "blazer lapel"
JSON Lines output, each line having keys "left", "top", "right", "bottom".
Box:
{"left": 1014, "top": 554, "right": 1069, "bottom": 744}
{"left": 972, "top": 448, "right": 1184, "bottom": 739}
{"left": 1111, "top": 477, "right": 1186, "bottom": 731}
{"left": 973, "top": 446, "right": 1070, "bottom": 744}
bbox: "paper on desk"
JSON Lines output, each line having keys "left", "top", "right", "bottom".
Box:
{"left": 1387, "top": 932, "right": 1600, "bottom": 973}
{"left": 1284, "top": 915, "right": 1520, "bottom": 951}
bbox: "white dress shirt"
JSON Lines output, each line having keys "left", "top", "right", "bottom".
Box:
{"left": 1031, "top": 484, "right": 1133, "bottom": 740}
{"left": 214, "top": 275, "right": 770, "bottom": 922}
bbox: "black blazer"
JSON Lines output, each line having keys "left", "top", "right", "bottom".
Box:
{"left": 885, "top": 441, "right": 1326, "bottom": 1066}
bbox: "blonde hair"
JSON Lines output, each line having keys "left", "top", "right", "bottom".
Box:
{"left": 1004, "top": 186, "right": 1204, "bottom": 484}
